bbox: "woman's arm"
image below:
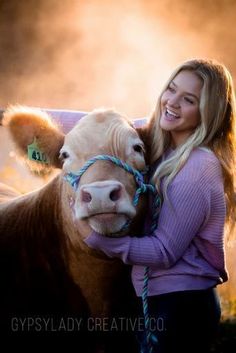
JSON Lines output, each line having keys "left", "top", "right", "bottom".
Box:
{"left": 46, "top": 109, "right": 88, "bottom": 133}
{"left": 85, "top": 180, "right": 210, "bottom": 269}
{"left": 45, "top": 109, "right": 147, "bottom": 133}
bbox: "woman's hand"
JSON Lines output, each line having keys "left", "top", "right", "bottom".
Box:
{"left": 83, "top": 231, "right": 132, "bottom": 264}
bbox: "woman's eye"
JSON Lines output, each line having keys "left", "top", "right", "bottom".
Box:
{"left": 184, "top": 97, "right": 194, "bottom": 104}
{"left": 167, "top": 86, "right": 175, "bottom": 93}
{"left": 133, "top": 144, "right": 143, "bottom": 153}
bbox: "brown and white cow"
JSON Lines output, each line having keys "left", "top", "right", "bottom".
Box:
{"left": 0, "top": 106, "right": 147, "bottom": 351}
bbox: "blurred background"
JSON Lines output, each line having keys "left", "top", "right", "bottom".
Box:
{"left": 0, "top": 0, "right": 235, "bottom": 337}
{"left": 1, "top": 0, "right": 236, "bottom": 117}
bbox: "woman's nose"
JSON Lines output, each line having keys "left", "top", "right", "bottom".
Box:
{"left": 168, "top": 95, "right": 180, "bottom": 108}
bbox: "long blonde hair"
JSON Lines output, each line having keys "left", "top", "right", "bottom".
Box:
{"left": 147, "top": 58, "right": 236, "bottom": 236}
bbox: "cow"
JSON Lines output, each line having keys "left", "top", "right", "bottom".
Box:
{"left": 0, "top": 106, "right": 148, "bottom": 352}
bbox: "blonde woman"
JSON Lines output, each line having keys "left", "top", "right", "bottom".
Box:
{"left": 84, "top": 59, "right": 236, "bottom": 353}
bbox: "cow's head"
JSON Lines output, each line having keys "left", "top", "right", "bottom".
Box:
{"left": 3, "top": 106, "right": 147, "bottom": 240}
{"left": 61, "top": 109, "right": 147, "bottom": 237}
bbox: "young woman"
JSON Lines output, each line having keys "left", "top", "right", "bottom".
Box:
{"left": 81, "top": 59, "right": 236, "bottom": 353}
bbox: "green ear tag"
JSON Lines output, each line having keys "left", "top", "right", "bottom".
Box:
{"left": 27, "top": 138, "right": 48, "bottom": 164}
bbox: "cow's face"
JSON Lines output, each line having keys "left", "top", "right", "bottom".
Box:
{"left": 60, "top": 109, "right": 146, "bottom": 236}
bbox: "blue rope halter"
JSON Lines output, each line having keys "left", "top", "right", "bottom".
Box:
{"left": 64, "top": 154, "right": 161, "bottom": 352}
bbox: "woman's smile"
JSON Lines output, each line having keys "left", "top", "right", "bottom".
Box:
{"left": 164, "top": 107, "right": 181, "bottom": 121}
{"left": 160, "top": 70, "right": 203, "bottom": 147}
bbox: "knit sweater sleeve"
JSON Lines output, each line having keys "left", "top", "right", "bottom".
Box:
{"left": 84, "top": 179, "right": 210, "bottom": 269}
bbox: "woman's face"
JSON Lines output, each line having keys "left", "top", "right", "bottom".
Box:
{"left": 160, "top": 70, "right": 203, "bottom": 147}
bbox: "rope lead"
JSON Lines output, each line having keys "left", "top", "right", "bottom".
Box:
{"left": 64, "top": 154, "right": 161, "bottom": 353}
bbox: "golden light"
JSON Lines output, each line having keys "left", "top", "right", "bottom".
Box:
{"left": 0, "top": 0, "right": 236, "bottom": 321}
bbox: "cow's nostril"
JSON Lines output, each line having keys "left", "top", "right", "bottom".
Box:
{"left": 81, "top": 190, "right": 92, "bottom": 203}
{"left": 109, "top": 188, "right": 121, "bottom": 202}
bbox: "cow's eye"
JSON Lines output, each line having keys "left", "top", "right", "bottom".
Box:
{"left": 133, "top": 144, "right": 143, "bottom": 153}
{"left": 60, "top": 151, "right": 69, "bottom": 160}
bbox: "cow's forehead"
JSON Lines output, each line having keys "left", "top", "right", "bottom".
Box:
{"left": 74, "top": 109, "right": 134, "bottom": 134}
{"left": 63, "top": 110, "right": 139, "bottom": 153}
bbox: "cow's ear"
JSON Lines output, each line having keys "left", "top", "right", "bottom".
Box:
{"left": 2, "top": 106, "right": 65, "bottom": 170}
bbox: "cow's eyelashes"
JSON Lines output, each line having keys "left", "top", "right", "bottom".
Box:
{"left": 60, "top": 151, "right": 70, "bottom": 160}
{"left": 133, "top": 144, "right": 143, "bottom": 153}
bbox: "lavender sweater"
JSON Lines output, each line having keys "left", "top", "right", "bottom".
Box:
{"left": 85, "top": 148, "right": 228, "bottom": 296}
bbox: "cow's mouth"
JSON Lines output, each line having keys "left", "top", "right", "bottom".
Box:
{"left": 87, "top": 212, "right": 130, "bottom": 237}
{"left": 90, "top": 212, "right": 119, "bottom": 221}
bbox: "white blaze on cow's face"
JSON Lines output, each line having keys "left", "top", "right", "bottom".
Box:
{"left": 59, "top": 109, "right": 146, "bottom": 236}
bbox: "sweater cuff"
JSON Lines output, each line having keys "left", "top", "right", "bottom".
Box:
{"left": 84, "top": 231, "right": 105, "bottom": 249}
{"left": 84, "top": 231, "right": 132, "bottom": 263}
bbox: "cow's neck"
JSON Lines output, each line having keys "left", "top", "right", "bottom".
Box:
{"left": 0, "top": 175, "right": 69, "bottom": 283}
{"left": 67, "top": 246, "right": 127, "bottom": 317}
{"left": 60, "top": 181, "right": 127, "bottom": 317}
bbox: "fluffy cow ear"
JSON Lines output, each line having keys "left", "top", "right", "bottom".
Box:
{"left": 2, "top": 105, "right": 65, "bottom": 171}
